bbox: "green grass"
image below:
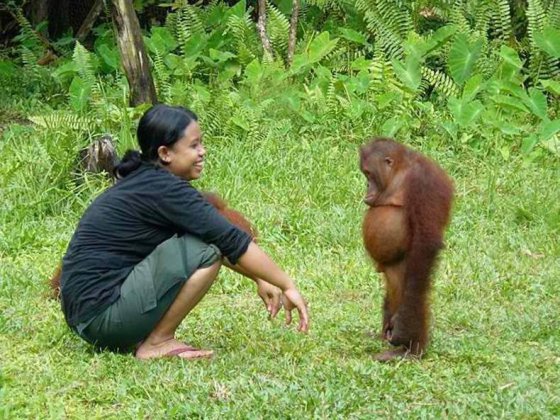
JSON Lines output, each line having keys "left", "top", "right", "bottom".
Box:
{"left": 1, "top": 99, "right": 560, "bottom": 417}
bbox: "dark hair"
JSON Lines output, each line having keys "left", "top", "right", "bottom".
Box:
{"left": 114, "top": 104, "right": 198, "bottom": 178}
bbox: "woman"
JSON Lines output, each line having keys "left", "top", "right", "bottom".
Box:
{"left": 60, "top": 104, "right": 309, "bottom": 360}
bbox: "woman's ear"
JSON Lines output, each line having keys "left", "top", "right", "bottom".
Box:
{"left": 157, "top": 145, "right": 171, "bottom": 163}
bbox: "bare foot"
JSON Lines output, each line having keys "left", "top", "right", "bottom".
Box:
{"left": 135, "top": 338, "right": 214, "bottom": 360}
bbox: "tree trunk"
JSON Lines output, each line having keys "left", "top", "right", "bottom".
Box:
{"left": 256, "top": 0, "right": 273, "bottom": 60}
{"left": 287, "top": 0, "right": 300, "bottom": 67}
{"left": 76, "top": 0, "right": 105, "bottom": 42}
{"left": 30, "top": 0, "right": 49, "bottom": 27}
{"left": 111, "top": 0, "right": 157, "bottom": 106}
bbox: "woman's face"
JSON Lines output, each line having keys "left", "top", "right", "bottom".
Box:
{"left": 158, "top": 121, "right": 206, "bottom": 180}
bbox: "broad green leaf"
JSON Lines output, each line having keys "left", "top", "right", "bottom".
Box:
{"left": 381, "top": 116, "right": 404, "bottom": 137}
{"left": 244, "top": 59, "right": 263, "bottom": 85}
{"left": 350, "top": 56, "right": 370, "bottom": 72}
{"left": 97, "top": 44, "right": 119, "bottom": 71}
{"left": 521, "top": 134, "right": 539, "bottom": 154}
{"left": 539, "top": 118, "right": 560, "bottom": 141}
{"left": 290, "top": 53, "right": 309, "bottom": 74}
{"left": 524, "top": 88, "right": 548, "bottom": 120}
{"left": 534, "top": 27, "right": 560, "bottom": 58}
{"left": 499, "top": 46, "right": 523, "bottom": 69}
{"left": 209, "top": 49, "right": 236, "bottom": 63}
{"left": 424, "top": 25, "right": 457, "bottom": 56}
{"left": 462, "top": 74, "right": 483, "bottom": 101}
{"left": 339, "top": 28, "right": 368, "bottom": 45}
{"left": 391, "top": 56, "right": 421, "bottom": 92}
{"left": 164, "top": 54, "right": 182, "bottom": 71}
{"left": 69, "top": 76, "right": 90, "bottom": 112}
{"left": 447, "top": 97, "right": 484, "bottom": 128}
{"left": 448, "top": 34, "right": 482, "bottom": 85}
{"left": 149, "top": 27, "right": 177, "bottom": 53}
{"left": 498, "top": 46, "right": 523, "bottom": 80}
{"left": 492, "top": 94, "right": 529, "bottom": 113}
{"left": 308, "top": 32, "right": 338, "bottom": 64}
{"left": 226, "top": 0, "right": 246, "bottom": 18}
{"left": 540, "top": 79, "right": 560, "bottom": 96}
{"left": 183, "top": 33, "right": 207, "bottom": 57}
{"left": 290, "top": 32, "right": 338, "bottom": 75}
{"left": 51, "top": 61, "right": 78, "bottom": 84}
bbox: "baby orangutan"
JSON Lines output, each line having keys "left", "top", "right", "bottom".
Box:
{"left": 360, "top": 138, "right": 453, "bottom": 361}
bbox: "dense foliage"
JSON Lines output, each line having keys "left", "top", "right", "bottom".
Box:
{"left": 1, "top": 0, "right": 559, "bottom": 158}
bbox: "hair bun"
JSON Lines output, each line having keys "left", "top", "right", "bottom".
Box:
{"left": 113, "top": 150, "right": 143, "bottom": 178}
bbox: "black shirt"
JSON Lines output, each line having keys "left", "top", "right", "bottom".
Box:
{"left": 60, "top": 162, "right": 252, "bottom": 326}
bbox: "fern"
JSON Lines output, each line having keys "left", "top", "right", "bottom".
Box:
{"left": 267, "top": 4, "right": 291, "bottom": 59}
{"left": 73, "top": 43, "right": 96, "bottom": 88}
{"left": 376, "top": 0, "right": 413, "bottom": 39}
{"left": 356, "top": 0, "right": 410, "bottom": 59}
{"left": 73, "top": 42, "right": 103, "bottom": 107}
{"left": 550, "top": 0, "right": 560, "bottom": 28}
{"left": 151, "top": 48, "right": 172, "bottom": 103}
{"left": 226, "top": 13, "right": 258, "bottom": 65}
{"left": 29, "top": 113, "right": 93, "bottom": 131}
{"left": 325, "top": 78, "right": 338, "bottom": 112}
{"left": 527, "top": 0, "right": 560, "bottom": 80}
{"left": 422, "top": 67, "right": 460, "bottom": 97}
{"left": 449, "top": 2, "right": 472, "bottom": 34}
{"left": 20, "top": 47, "right": 41, "bottom": 80}
{"left": 14, "top": 9, "right": 44, "bottom": 57}
{"left": 369, "top": 46, "right": 397, "bottom": 95}
{"left": 174, "top": 5, "right": 205, "bottom": 56}
{"left": 492, "top": 0, "right": 513, "bottom": 41}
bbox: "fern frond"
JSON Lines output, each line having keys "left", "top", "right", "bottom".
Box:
{"left": 526, "top": 0, "right": 560, "bottom": 80}
{"left": 20, "top": 47, "right": 41, "bottom": 79}
{"left": 14, "top": 10, "right": 44, "bottom": 56}
{"left": 492, "top": 0, "right": 512, "bottom": 41}
{"left": 527, "top": 0, "right": 547, "bottom": 46}
{"left": 472, "top": 1, "right": 492, "bottom": 37}
{"left": 29, "top": 113, "right": 93, "bottom": 131}
{"left": 151, "top": 48, "right": 172, "bottom": 103}
{"left": 369, "top": 46, "right": 396, "bottom": 94}
{"left": 363, "top": 11, "right": 404, "bottom": 59}
{"left": 549, "top": 0, "right": 560, "bottom": 28}
{"left": 422, "top": 67, "right": 460, "bottom": 97}
{"left": 357, "top": 0, "right": 409, "bottom": 59}
{"left": 267, "top": 4, "right": 290, "bottom": 58}
{"left": 326, "top": 78, "right": 337, "bottom": 112}
{"left": 226, "top": 13, "right": 258, "bottom": 65}
{"left": 375, "top": 0, "right": 413, "bottom": 39}
{"left": 73, "top": 42, "right": 102, "bottom": 106}
{"left": 449, "top": 2, "right": 471, "bottom": 34}
{"left": 175, "top": 5, "right": 205, "bottom": 55}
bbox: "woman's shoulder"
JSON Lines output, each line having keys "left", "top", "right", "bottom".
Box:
{"left": 121, "top": 162, "right": 197, "bottom": 194}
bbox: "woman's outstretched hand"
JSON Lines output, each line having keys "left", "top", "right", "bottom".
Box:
{"left": 256, "top": 280, "right": 282, "bottom": 318}
{"left": 282, "top": 288, "right": 309, "bottom": 333}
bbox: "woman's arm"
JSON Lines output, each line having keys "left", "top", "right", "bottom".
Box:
{"left": 236, "top": 242, "right": 309, "bottom": 332}
{"left": 222, "top": 258, "right": 283, "bottom": 318}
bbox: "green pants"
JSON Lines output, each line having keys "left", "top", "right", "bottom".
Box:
{"left": 75, "top": 234, "right": 221, "bottom": 350}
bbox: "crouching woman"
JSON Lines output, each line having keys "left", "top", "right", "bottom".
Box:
{"left": 60, "top": 104, "right": 309, "bottom": 360}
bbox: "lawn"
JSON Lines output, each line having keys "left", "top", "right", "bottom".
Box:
{"left": 1, "top": 109, "right": 559, "bottom": 417}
